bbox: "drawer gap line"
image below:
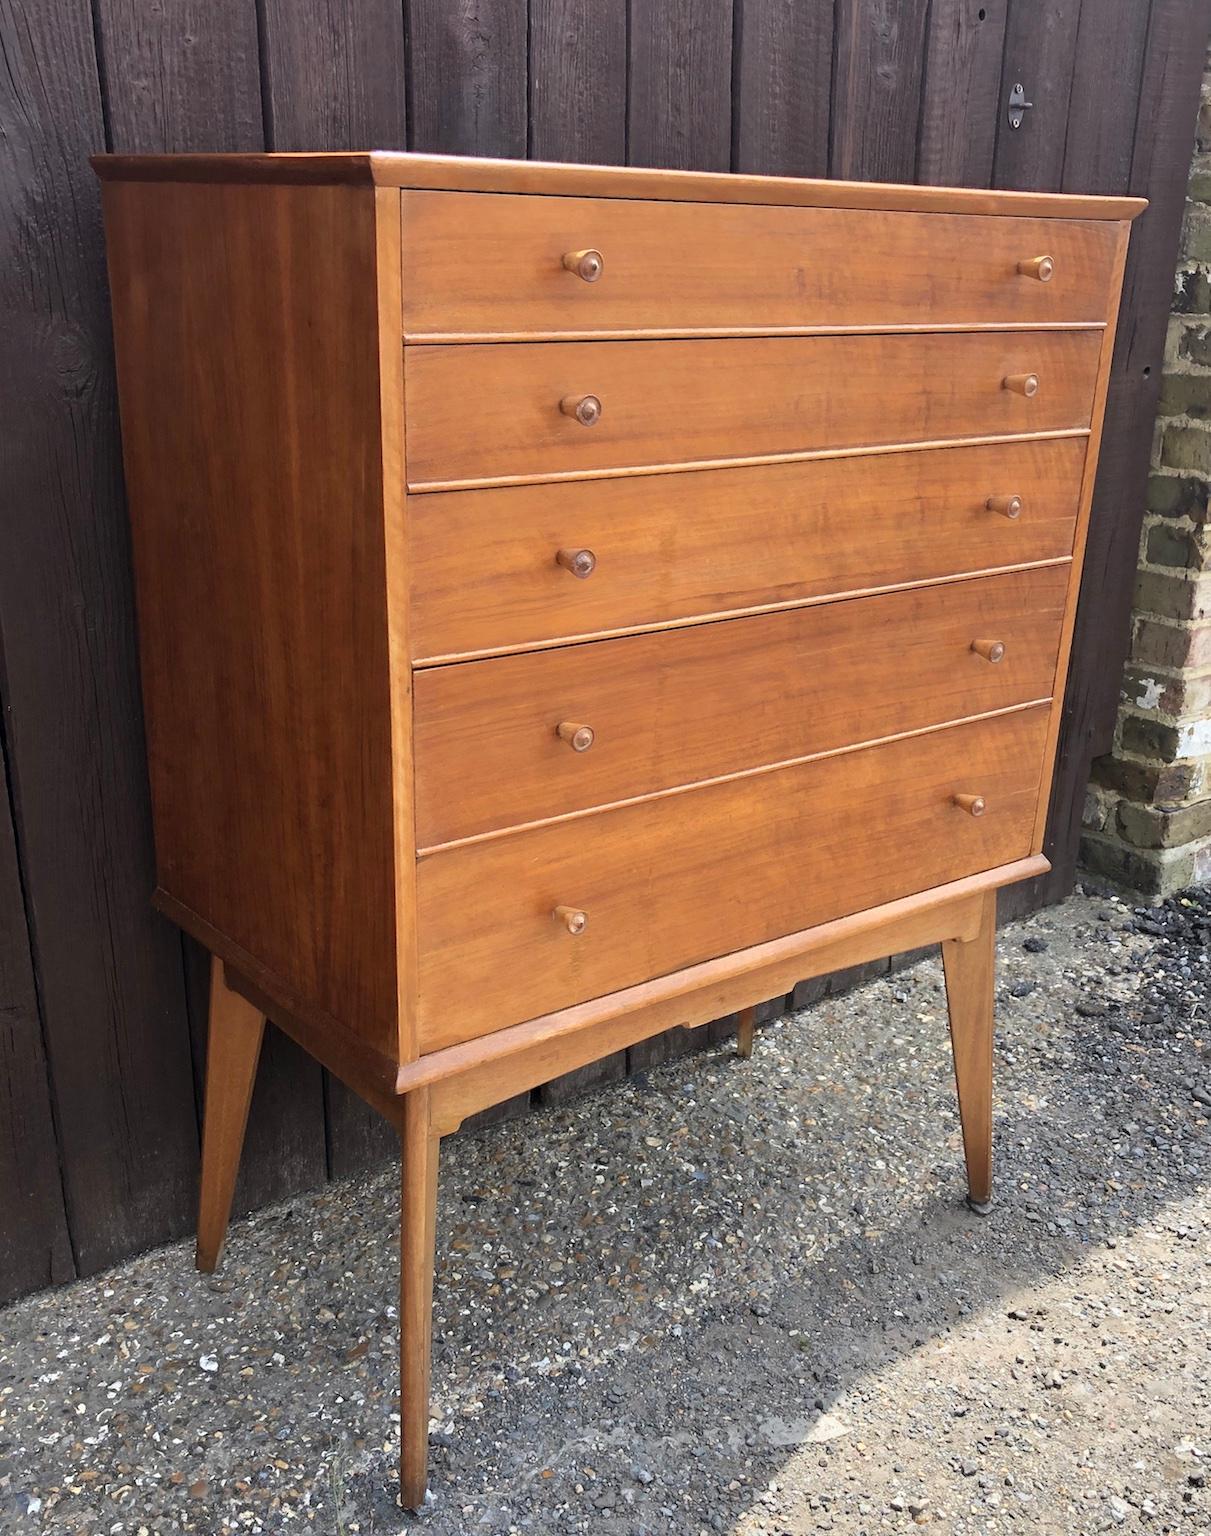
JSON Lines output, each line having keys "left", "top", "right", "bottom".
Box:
{"left": 414, "top": 696, "right": 1054, "bottom": 858}
{"left": 411, "top": 557, "right": 1074, "bottom": 668}
{"left": 407, "top": 428, "right": 1093, "bottom": 494}
{"left": 404, "top": 321, "right": 1109, "bottom": 346}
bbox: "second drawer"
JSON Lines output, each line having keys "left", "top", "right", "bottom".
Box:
{"left": 413, "top": 564, "right": 1067, "bottom": 848}
{"left": 405, "top": 329, "right": 1101, "bottom": 487}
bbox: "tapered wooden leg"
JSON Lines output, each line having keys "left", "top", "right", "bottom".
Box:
{"left": 400, "top": 1085, "right": 439, "bottom": 1510}
{"left": 941, "top": 890, "right": 996, "bottom": 1212}
{"left": 735, "top": 1003, "right": 757, "bottom": 1059}
{"left": 196, "top": 957, "right": 266, "bottom": 1272}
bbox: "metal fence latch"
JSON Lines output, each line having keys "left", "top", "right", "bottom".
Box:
{"left": 1008, "top": 83, "right": 1033, "bottom": 129}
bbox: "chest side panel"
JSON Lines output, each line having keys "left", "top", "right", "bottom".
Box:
{"left": 102, "top": 179, "right": 400, "bottom": 1061}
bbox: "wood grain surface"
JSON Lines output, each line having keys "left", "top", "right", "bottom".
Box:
{"left": 408, "top": 435, "right": 1087, "bottom": 660}
{"left": 0, "top": 751, "right": 73, "bottom": 1301}
{"left": 733, "top": 0, "right": 832, "bottom": 178}
{"left": 258, "top": 0, "right": 407, "bottom": 152}
{"left": 423, "top": 872, "right": 1025, "bottom": 1131}
{"left": 627, "top": 0, "right": 734, "bottom": 172}
{"left": 831, "top": 0, "right": 931, "bottom": 182}
{"left": 528, "top": 0, "right": 626, "bottom": 166}
{"left": 102, "top": 179, "right": 400, "bottom": 1058}
{"left": 400, "top": 192, "right": 1119, "bottom": 337}
{"left": 414, "top": 566, "right": 1068, "bottom": 847}
{"left": 407, "top": 0, "right": 526, "bottom": 158}
{"left": 416, "top": 706, "right": 1050, "bottom": 1049}
{"left": 917, "top": 0, "right": 1009, "bottom": 189}
{"left": 405, "top": 330, "right": 1103, "bottom": 487}
{"left": 0, "top": 0, "right": 205, "bottom": 1278}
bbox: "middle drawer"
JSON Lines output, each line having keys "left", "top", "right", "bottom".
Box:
{"left": 413, "top": 564, "right": 1067, "bottom": 848}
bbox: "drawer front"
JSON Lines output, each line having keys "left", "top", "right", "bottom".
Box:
{"left": 415, "top": 705, "right": 1049, "bottom": 1050}
{"left": 405, "top": 330, "right": 1101, "bottom": 488}
{"left": 400, "top": 192, "right": 1120, "bottom": 336}
{"left": 408, "top": 436, "right": 1086, "bottom": 662}
{"left": 413, "top": 565, "right": 1068, "bottom": 848}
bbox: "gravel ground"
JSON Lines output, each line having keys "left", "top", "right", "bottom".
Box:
{"left": 0, "top": 884, "right": 1207, "bottom": 1536}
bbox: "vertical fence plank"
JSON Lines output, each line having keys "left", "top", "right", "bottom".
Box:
{"left": 1037, "top": 0, "right": 1211, "bottom": 904}
{"left": 993, "top": 0, "right": 1083, "bottom": 191}
{"left": 628, "top": 0, "right": 734, "bottom": 170}
{"left": 0, "top": 0, "right": 201, "bottom": 1274}
{"left": 95, "top": 0, "right": 330, "bottom": 1217}
{"left": 259, "top": 0, "right": 407, "bottom": 151}
{"left": 256, "top": 0, "right": 408, "bottom": 1177}
{"left": 97, "top": 0, "right": 262, "bottom": 151}
{"left": 917, "top": 0, "right": 1010, "bottom": 187}
{"left": 407, "top": 0, "right": 527, "bottom": 156}
{"left": 1062, "top": 0, "right": 1153, "bottom": 196}
{"left": 831, "top": 0, "right": 930, "bottom": 182}
{"left": 529, "top": 0, "right": 627, "bottom": 163}
{"left": 733, "top": 0, "right": 833, "bottom": 176}
{"left": 0, "top": 729, "right": 74, "bottom": 1303}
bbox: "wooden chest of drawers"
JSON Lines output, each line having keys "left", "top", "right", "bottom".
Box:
{"left": 94, "top": 151, "right": 1142, "bottom": 1508}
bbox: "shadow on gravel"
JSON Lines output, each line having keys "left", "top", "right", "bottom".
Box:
{"left": 338, "top": 889, "right": 1209, "bottom": 1532}
{"left": 1, "top": 888, "right": 1206, "bottom": 1534}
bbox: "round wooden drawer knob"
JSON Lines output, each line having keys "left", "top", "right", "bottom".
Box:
{"left": 1017, "top": 255, "right": 1054, "bottom": 282}
{"left": 986, "top": 494, "right": 1023, "bottom": 520}
{"left": 1003, "top": 372, "right": 1039, "bottom": 397}
{"left": 971, "top": 638, "right": 1006, "bottom": 663}
{"left": 556, "top": 721, "right": 595, "bottom": 751}
{"left": 562, "top": 248, "right": 604, "bottom": 282}
{"left": 953, "top": 793, "right": 987, "bottom": 818}
{"left": 556, "top": 547, "right": 596, "bottom": 578}
{"left": 553, "top": 905, "right": 588, "bottom": 935}
{"left": 560, "top": 393, "right": 602, "bottom": 426}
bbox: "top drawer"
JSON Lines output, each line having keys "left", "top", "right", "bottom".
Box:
{"left": 399, "top": 191, "right": 1121, "bottom": 337}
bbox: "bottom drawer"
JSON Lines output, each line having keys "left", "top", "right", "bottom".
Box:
{"left": 416, "top": 704, "right": 1049, "bottom": 1051}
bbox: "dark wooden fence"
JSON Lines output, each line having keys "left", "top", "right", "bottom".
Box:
{"left": 2, "top": 0, "right": 1207, "bottom": 1305}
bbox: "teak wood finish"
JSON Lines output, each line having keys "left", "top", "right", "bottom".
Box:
{"left": 93, "top": 151, "right": 1141, "bottom": 1509}
{"left": 399, "top": 193, "right": 1121, "bottom": 337}
{"left": 404, "top": 330, "right": 1102, "bottom": 488}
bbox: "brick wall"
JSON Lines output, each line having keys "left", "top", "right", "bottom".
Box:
{"left": 1081, "top": 64, "right": 1211, "bottom": 897}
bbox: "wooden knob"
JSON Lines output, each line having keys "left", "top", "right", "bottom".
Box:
{"left": 953, "top": 793, "right": 987, "bottom": 817}
{"left": 553, "top": 905, "right": 587, "bottom": 935}
{"left": 1017, "top": 255, "right": 1054, "bottom": 282}
{"left": 971, "top": 638, "right": 1006, "bottom": 663}
{"left": 560, "top": 393, "right": 602, "bottom": 426}
{"left": 562, "top": 248, "right": 604, "bottom": 282}
{"left": 986, "top": 494, "right": 1023, "bottom": 520}
{"left": 555, "top": 547, "right": 596, "bottom": 578}
{"left": 1003, "top": 372, "right": 1039, "bottom": 397}
{"left": 556, "top": 721, "right": 595, "bottom": 751}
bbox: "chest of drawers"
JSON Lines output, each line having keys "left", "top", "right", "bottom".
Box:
{"left": 94, "top": 151, "right": 1142, "bottom": 1508}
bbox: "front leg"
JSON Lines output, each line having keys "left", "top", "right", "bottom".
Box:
{"left": 400, "top": 1085, "right": 439, "bottom": 1509}
{"left": 196, "top": 957, "right": 266, "bottom": 1272}
{"left": 941, "top": 890, "right": 996, "bottom": 1213}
